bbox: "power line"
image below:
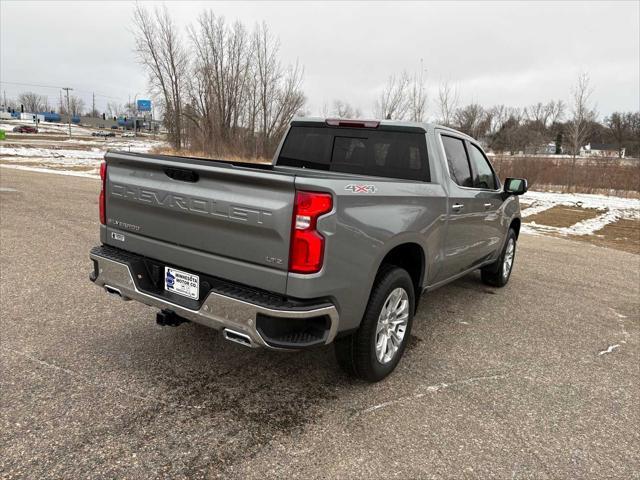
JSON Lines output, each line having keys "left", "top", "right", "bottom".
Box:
{"left": 0, "top": 80, "right": 130, "bottom": 101}
{"left": 0, "top": 80, "right": 64, "bottom": 90}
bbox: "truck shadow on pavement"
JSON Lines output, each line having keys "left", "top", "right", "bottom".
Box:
{"left": 79, "top": 270, "right": 497, "bottom": 473}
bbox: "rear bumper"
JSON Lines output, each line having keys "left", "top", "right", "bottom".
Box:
{"left": 89, "top": 245, "right": 339, "bottom": 349}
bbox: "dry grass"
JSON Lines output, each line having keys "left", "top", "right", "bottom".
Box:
{"left": 0, "top": 160, "right": 95, "bottom": 172}
{"left": 525, "top": 206, "right": 601, "bottom": 228}
{"left": 575, "top": 218, "right": 640, "bottom": 255}
{"left": 492, "top": 156, "right": 640, "bottom": 197}
{"left": 149, "top": 146, "right": 271, "bottom": 164}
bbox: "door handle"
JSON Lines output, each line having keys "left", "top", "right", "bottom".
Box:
{"left": 452, "top": 203, "right": 464, "bottom": 212}
{"left": 484, "top": 203, "right": 493, "bottom": 209}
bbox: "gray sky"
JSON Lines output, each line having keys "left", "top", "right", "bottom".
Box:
{"left": 1, "top": 0, "right": 638, "bottom": 119}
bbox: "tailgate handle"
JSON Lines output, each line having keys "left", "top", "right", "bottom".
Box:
{"left": 164, "top": 167, "right": 199, "bottom": 183}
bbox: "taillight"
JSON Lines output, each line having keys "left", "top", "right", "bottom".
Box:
{"left": 289, "top": 191, "right": 333, "bottom": 274}
{"left": 99, "top": 161, "right": 106, "bottom": 225}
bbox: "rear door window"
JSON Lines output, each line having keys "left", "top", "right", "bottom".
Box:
{"left": 278, "top": 126, "right": 430, "bottom": 181}
{"left": 441, "top": 135, "right": 473, "bottom": 187}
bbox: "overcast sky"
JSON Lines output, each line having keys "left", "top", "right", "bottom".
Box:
{"left": 1, "top": 1, "right": 638, "bottom": 119}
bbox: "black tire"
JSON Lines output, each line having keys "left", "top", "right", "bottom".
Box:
{"left": 334, "top": 265, "right": 415, "bottom": 382}
{"left": 481, "top": 228, "right": 517, "bottom": 287}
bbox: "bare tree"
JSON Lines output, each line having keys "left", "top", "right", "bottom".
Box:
{"left": 453, "top": 104, "right": 490, "bottom": 140}
{"left": 187, "top": 11, "right": 251, "bottom": 153}
{"left": 605, "top": 111, "right": 638, "bottom": 158}
{"left": 487, "top": 104, "right": 509, "bottom": 137}
{"left": 545, "top": 100, "right": 565, "bottom": 126}
{"left": 437, "top": 80, "right": 459, "bottom": 126}
{"left": 567, "top": 73, "right": 597, "bottom": 158}
{"left": 59, "top": 94, "right": 85, "bottom": 116}
{"left": 18, "top": 92, "right": 49, "bottom": 113}
{"left": 133, "top": 5, "right": 187, "bottom": 148}
{"left": 374, "top": 72, "right": 410, "bottom": 120}
{"left": 106, "top": 102, "right": 125, "bottom": 118}
{"left": 407, "top": 62, "right": 427, "bottom": 122}
{"left": 331, "top": 100, "right": 361, "bottom": 118}
{"left": 566, "top": 73, "right": 597, "bottom": 188}
{"left": 253, "top": 22, "right": 305, "bottom": 156}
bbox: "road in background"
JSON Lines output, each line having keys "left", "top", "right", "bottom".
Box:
{"left": 1, "top": 169, "right": 638, "bottom": 479}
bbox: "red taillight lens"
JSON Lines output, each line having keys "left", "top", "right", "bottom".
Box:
{"left": 99, "top": 161, "right": 106, "bottom": 225}
{"left": 289, "top": 191, "right": 332, "bottom": 274}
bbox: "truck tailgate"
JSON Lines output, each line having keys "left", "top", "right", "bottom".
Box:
{"left": 103, "top": 152, "right": 294, "bottom": 294}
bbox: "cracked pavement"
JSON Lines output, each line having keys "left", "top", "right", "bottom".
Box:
{"left": 1, "top": 168, "right": 638, "bottom": 479}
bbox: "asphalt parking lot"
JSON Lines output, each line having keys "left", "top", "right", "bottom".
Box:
{"left": 1, "top": 168, "right": 638, "bottom": 479}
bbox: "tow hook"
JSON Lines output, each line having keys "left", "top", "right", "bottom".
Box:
{"left": 156, "top": 309, "right": 189, "bottom": 327}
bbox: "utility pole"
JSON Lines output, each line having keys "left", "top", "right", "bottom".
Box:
{"left": 92, "top": 92, "right": 95, "bottom": 118}
{"left": 62, "top": 87, "right": 73, "bottom": 138}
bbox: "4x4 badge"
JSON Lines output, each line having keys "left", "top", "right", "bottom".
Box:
{"left": 345, "top": 184, "right": 377, "bottom": 193}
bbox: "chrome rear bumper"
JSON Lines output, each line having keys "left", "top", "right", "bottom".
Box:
{"left": 89, "top": 249, "right": 339, "bottom": 349}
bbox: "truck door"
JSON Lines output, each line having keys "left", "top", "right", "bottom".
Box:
{"left": 465, "top": 141, "right": 504, "bottom": 259}
{"left": 436, "top": 133, "right": 490, "bottom": 280}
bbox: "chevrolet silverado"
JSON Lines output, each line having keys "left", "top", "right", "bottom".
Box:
{"left": 89, "top": 118, "right": 527, "bottom": 381}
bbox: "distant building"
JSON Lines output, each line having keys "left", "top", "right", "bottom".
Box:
{"left": 581, "top": 143, "right": 624, "bottom": 158}
{"left": 20, "top": 113, "right": 45, "bottom": 123}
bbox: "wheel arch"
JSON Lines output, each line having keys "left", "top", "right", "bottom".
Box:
{"left": 510, "top": 217, "right": 521, "bottom": 238}
{"left": 375, "top": 242, "right": 426, "bottom": 312}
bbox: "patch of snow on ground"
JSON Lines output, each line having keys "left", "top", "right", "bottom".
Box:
{"left": 0, "top": 139, "right": 165, "bottom": 171}
{"left": 520, "top": 191, "right": 640, "bottom": 236}
{"left": 0, "top": 146, "right": 104, "bottom": 161}
{"left": 0, "top": 120, "right": 95, "bottom": 135}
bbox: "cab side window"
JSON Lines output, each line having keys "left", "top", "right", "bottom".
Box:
{"left": 468, "top": 143, "right": 497, "bottom": 190}
{"left": 441, "top": 135, "right": 473, "bottom": 187}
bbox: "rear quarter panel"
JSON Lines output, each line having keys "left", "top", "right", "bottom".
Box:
{"left": 287, "top": 176, "right": 447, "bottom": 332}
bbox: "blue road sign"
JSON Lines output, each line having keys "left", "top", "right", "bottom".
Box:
{"left": 137, "top": 99, "right": 152, "bottom": 112}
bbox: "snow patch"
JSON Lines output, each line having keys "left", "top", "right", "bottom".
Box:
{"left": 520, "top": 190, "right": 640, "bottom": 237}
{"left": 598, "top": 344, "right": 620, "bottom": 356}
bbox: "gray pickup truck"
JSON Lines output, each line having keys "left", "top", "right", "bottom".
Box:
{"left": 90, "top": 118, "right": 527, "bottom": 381}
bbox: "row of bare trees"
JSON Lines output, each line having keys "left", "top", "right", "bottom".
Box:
{"left": 431, "top": 74, "right": 639, "bottom": 158}
{"left": 367, "top": 71, "right": 637, "bottom": 158}
{"left": 131, "top": 5, "right": 634, "bottom": 161}
{"left": 12, "top": 91, "right": 86, "bottom": 116}
{"left": 133, "top": 5, "right": 305, "bottom": 157}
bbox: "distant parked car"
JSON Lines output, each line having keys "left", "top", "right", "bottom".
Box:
{"left": 13, "top": 125, "right": 38, "bottom": 133}
{"left": 92, "top": 131, "right": 115, "bottom": 137}
{"left": 111, "top": 125, "right": 119, "bottom": 130}
{"left": 122, "top": 131, "right": 135, "bottom": 137}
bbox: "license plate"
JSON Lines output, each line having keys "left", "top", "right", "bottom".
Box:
{"left": 164, "top": 267, "right": 199, "bottom": 300}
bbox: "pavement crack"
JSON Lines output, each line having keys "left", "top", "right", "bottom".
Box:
{"left": 3, "top": 347, "right": 209, "bottom": 410}
{"left": 352, "top": 373, "right": 508, "bottom": 418}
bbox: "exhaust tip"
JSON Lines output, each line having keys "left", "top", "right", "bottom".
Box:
{"left": 223, "top": 329, "right": 253, "bottom": 348}
{"left": 104, "top": 285, "right": 122, "bottom": 297}
{"left": 104, "top": 285, "right": 131, "bottom": 301}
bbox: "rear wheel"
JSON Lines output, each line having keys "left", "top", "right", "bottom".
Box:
{"left": 481, "top": 228, "right": 517, "bottom": 287}
{"left": 335, "top": 266, "right": 415, "bottom": 382}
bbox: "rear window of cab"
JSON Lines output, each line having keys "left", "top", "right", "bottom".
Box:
{"left": 278, "top": 126, "right": 430, "bottom": 182}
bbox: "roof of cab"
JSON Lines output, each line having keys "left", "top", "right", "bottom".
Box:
{"left": 290, "top": 116, "right": 474, "bottom": 140}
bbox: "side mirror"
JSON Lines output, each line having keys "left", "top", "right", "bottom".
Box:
{"left": 504, "top": 177, "right": 528, "bottom": 196}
